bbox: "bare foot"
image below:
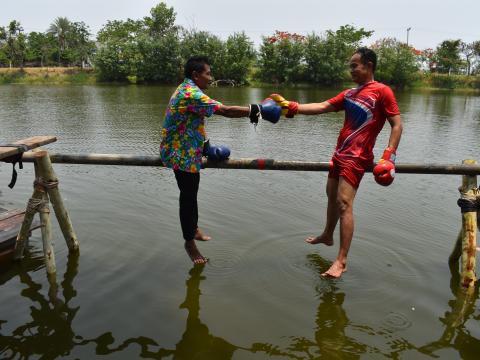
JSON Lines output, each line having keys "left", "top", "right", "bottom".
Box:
{"left": 194, "top": 228, "right": 211, "bottom": 241}
{"left": 321, "top": 260, "right": 347, "bottom": 278}
{"left": 305, "top": 232, "right": 334, "bottom": 246}
{"left": 184, "top": 241, "right": 209, "bottom": 264}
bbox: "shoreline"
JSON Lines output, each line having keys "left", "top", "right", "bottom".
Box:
{"left": 1, "top": 67, "right": 479, "bottom": 92}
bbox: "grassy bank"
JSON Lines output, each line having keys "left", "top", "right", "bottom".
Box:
{"left": 415, "top": 73, "right": 480, "bottom": 91}
{"left": 0, "top": 67, "right": 97, "bottom": 85}
{"left": 1, "top": 67, "right": 479, "bottom": 92}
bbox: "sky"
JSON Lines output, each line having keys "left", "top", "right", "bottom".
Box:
{"left": 1, "top": 0, "right": 479, "bottom": 50}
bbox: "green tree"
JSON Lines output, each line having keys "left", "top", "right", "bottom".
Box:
{"left": 436, "top": 39, "right": 462, "bottom": 74}
{"left": 220, "top": 32, "right": 256, "bottom": 84}
{"left": 144, "top": 2, "right": 178, "bottom": 36}
{"left": 97, "top": 19, "right": 145, "bottom": 43}
{"left": 136, "top": 32, "right": 182, "bottom": 82}
{"left": 257, "top": 31, "right": 306, "bottom": 84}
{"left": 304, "top": 25, "right": 373, "bottom": 85}
{"left": 67, "top": 21, "right": 96, "bottom": 67}
{"left": 25, "top": 31, "right": 56, "bottom": 66}
{"left": 473, "top": 41, "right": 480, "bottom": 75}
{"left": 372, "top": 38, "right": 419, "bottom": 88}
{"left": 2, "top": 20, "right": 26, "bottom": 67}
{"left": 0, "top": 26, "right": 7, "bottom": 66}
{"left": 95, "top": 19, "right": 145, "bottom": 80}
{"left": 48, "top": 17, "right": 72, "bottom": 65}
{"left": 460, "top": 41, "right": 480, "bottom": 75}
{"left": 95, "top": 2, "right": 182, "bottom": 82}
{"left": 180, "top": 30, "right": 224, "bottom": 77}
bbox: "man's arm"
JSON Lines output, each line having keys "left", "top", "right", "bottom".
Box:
{"left": 297, "top": 101, "right": 336, "bottom": 115}
{"left": 386, "top": 114, "right": 402, "bottom": 149}
{"left": 215, "top": 105, "right": 249, "bottom": 118}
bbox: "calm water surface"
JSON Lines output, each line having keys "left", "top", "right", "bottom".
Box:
{"left": 0, "top": 84, "right": 479, "bottom": 359}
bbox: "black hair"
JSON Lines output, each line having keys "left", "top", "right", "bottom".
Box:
{"left": 184, "top": 56, "right": 210, "bottom": 79}
{"left": 355, "top": 47, "right": 377, "bottom": 72}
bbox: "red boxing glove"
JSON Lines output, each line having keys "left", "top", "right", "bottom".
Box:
{"left": 268, "top": 93, "right": 299, "bottom": 118}
{"left": 373, "top": 147, "right": 396, "bottom": 186}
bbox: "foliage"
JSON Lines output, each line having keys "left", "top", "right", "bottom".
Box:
{"left": 304, "top": 25, "right": 373, "bottom": 85}
{"left": 144, "top": 2, "right": 178, "bottom": 36}
{"left": 66, "top": 22, "right": 96, "bottom": 67}
{"left": 95, "top": 2, "right": 182, "bottom": 82}
{"left": 25, "top": 32, "right": 56, "bottom": 66}
{"left": 1, "top": 2, "right": 479, "bottom": 87}
{"left": 372, "top": 38, "right": 419, "bottom": 88}
{"left": 46, "top": 17, "right": 95, "bottom": 67}
{"left": 180, "top": 30, "right": 224, "bottom": 74}
{"left": 0, "top": 21, "right": 26, "bottom": 67}
{"left": 460, "top": 41, "right": 480, "bottom": 75}
{"left": 220, "top": 32, "right": 256, "bottom": 84}
{"left": 435, "top": 39, "right": 462, "bottom": 74}
{"left": 257, "top": 31, "right": 306, "bottom": 84}
{"left": 422, "top": 73, "right": 480, "bottom": 89}
{"left": 136, "top": 32, "right": 182, "bottom": 82}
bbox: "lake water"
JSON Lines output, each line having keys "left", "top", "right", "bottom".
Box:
{"left": 0, "top": 84, "right": 479, "bottom": 359}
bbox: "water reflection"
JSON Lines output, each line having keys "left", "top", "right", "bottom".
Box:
{"left": 1, "top": 251, "right": 479, "bottom": 358}
{"left": 251, "top": 254, "right": 384, "bottom": 359}
{"left": 418, "top": 261, "right": 480, "bottom": 359}
{"left": 0, "top": 253, "right": 80, "bottom": 358}
{"left": 84, "top": 264, "right": 242, "bottom": 359}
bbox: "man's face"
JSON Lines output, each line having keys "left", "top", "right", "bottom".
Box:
{"left": 349, "top": 53, "right": 372, "bottom": 84}
{"left": 192, "top": 64, "right": 212, "bottom": 90}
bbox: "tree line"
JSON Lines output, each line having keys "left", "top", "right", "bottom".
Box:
{"left": 1, "top": 2, "right": 480, "bottom": 88}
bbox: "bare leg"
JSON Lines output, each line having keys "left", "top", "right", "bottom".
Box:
{"left": 306, "top": 177, "right": 339, "bottom": 245}
{"left": 194, "top": 228, "right": 211, "bottom": 241}
{"left": 322, "top": 177, "right": 357, "bottom": 278}
{"left": 184, "top": 241, "right": 208, "bottom": 264}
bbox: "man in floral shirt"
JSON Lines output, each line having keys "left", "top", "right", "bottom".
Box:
{"left": 161, "top": 56, "right": 266, "bottom": 264}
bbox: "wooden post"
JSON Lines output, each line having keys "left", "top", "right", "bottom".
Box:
{"left": 35, "top": 150, "right": 79, "bottom": 252}
{"left": 39, "top": 188, "right": 56, "bottom": 275}
{"left": 13, "top": 187, "right": 44, "bottom": 259}
{"left": 454, "top": 159, "right": 478, "bottom": 291}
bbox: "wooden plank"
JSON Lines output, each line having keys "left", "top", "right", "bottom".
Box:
{"left": 0, "top": 209, "right": 41, "bottom": 253}
{"left": 0, "top": 209, "right": 26, "bottom": 222}
{"left": 0, "top": 136, "right": 57, "bottom": 160}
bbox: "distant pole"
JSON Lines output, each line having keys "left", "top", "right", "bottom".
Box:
{"left": 406, "top": 27, "right": 412, "bottom": 46}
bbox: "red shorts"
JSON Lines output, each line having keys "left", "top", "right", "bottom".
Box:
{"left": 328, "top": 156, "right": 371, "bottom": 189}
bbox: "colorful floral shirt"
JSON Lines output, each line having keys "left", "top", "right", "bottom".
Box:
{"left": 160, "top": 78, "right": 221, "bottom": 173}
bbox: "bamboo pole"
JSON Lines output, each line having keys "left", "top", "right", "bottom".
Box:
{"left": 39, "top": 188, "right": 56, "bottom": 275}
{"left": 13, "top": 187, "right": 44, "bottom": 259}
{"left": 20, "top": 152, "right": 480, "bottom": 175}
{"left": 455, "top": 159, "right": 478, "bottom": 291}
{"left": 34, "top": 150, "right": 79, "bottom": 253}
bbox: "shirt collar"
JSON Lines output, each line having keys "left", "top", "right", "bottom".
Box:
{"left": 184, "top": 78, "right": 198, "bottom": 88}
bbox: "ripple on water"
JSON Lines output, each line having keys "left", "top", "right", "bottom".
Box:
{"left": 354, "top": 230, "right": 426, "bottom": 279}
{"left": 219, "top": 230, "right": 327, "bottom": 300}
{"left": 381, "top": 312, "right": 413, "bottom": 331}
{"left": 202, "top": 244, "right": 245, "bottom": 279}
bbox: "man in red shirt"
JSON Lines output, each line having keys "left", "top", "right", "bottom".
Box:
{"left": 274, "top": 48, "right": 403, "bottom": 278}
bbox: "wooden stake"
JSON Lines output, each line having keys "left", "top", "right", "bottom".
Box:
{"left": 39, "top": 189, "right": 56, "bottom": 275}
{"left": 13, "top": 187, "right": 44, "bottom": 260}
{"left": 35, "top": 150, "right": 79, "bottom": 252}
{"left": 457, "top": 159, "right": 477, "bottom": 290}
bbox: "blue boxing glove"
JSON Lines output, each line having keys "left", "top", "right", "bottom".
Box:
{"left": 216, "top": 145, "right": 230, "bottom": 159}
{"left": 204, "top": 141, "right": 231, "bottom": 161}
{"left": 249, "top": 99, "right": 281, "bottom": 124}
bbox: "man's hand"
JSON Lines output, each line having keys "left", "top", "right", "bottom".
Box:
{"left": 267, "top": 93, "right": 299, "bottom": 118}
{"left": 249, "top": 99, "right": 282, "bottom": 124}
{"left": 373, "top": 147, "right": 396, "bottom": 186}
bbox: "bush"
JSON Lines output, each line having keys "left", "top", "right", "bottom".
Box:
{"left": 422, "top": 73, "right": 480, "bottom": 89}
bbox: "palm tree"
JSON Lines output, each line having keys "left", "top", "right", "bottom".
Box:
{"left": 48, "top": 17, "right": 71, "bottom": 65}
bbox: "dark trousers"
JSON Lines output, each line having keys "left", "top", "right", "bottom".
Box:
{"left": 174, "top": 170, "right": 200, "bottom": 241}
